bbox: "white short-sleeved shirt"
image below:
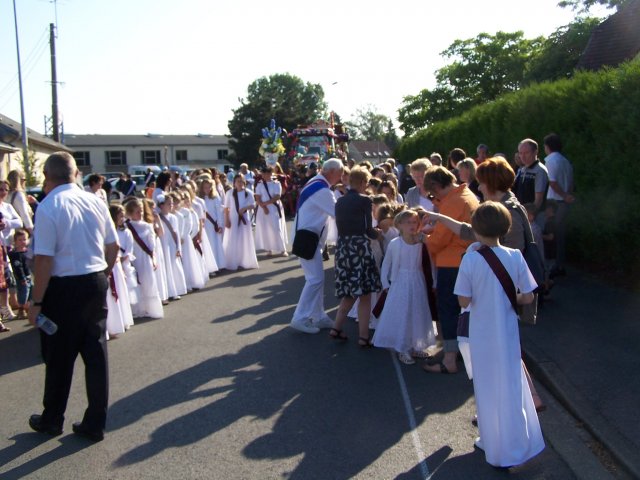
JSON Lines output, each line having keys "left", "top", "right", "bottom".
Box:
{"left": 294, "top": 175, "right": 335, "bottom": 240}
{"left": 34, "top": 183, "right": 118, "bottom": 277}
{"left": 545, "top": 151, "right": 573, "bottom": 201}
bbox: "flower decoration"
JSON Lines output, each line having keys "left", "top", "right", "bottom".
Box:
{"left": 259, "top": 119, "right": 286, "bottom": 157}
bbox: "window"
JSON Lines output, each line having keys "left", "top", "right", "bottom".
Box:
{"left": 217, "top": 149, "right": 228, "bottom": 160}
{"left": 106, "top": 151, "right": 127, "bottom": 166}
{"left": 74, "top": 151, "right": 90, "bottom": 166}
{"left": 176, "top": 150, "right": 188, "bottom": 162}
{"left": 141, "top": 150, "right": 161, "bottom": 165}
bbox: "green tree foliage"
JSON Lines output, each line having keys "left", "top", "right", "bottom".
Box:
{"left": 227, "top": 73, "right": 327, "bottom": 166}
{"left": 396, "top": 60, "right": 640, "bottom": 276}
{"left": 558, "top": 0, "right": 631, "bottom": 13}
{"left": 525, "top": 17, "right": 601, "bottom": 83}
{"left": 398, "top": 31, "right": 543, "bottom": 135}
{"left": 346, "top": 105, "right": 399, "bottom": 150}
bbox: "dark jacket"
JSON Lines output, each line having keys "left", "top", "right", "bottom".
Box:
{"left": 335, "top": 190, "right": 377, "bottom": 238}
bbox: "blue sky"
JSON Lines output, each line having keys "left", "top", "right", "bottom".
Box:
{"left": 0, "top": 0, "right": 608, "bottom": 137}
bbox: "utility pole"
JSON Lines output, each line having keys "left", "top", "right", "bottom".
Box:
{"left": 12, "top": 0, "right": 30, "bottom": 174}
{"left": 50, "top": 23, "right": 60, "bottom": 142}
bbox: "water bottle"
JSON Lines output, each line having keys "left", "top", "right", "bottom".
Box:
{"left": 36, "top": 313, "right": 58, "bottom": 335}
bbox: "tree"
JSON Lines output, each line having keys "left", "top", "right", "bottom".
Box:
{"left": 346, "top": 105, "right": 394, "bottom": 141}
{"left": 398, "top": 31, "right": 543, "bottom": 135}
{"left": 227, "top": 73, "right": 327, "bottom": 166}
{"left": 525, "top": 17, "right": 601, "bottom": 84}
{"left": 558, "top": 0, "right": 631, "bottom": 13}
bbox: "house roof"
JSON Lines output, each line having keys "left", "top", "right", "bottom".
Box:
{"left": 577, "top": 0, "right": 640, "bottom": 70}
{"left": 0, "top": 113, "right": 72, "bottom": 152}
{"left": 64, "top": 134, "right": 229, "bottom": 147}
{"left": 348, "top": 140, "right": 392, "bottom": 161}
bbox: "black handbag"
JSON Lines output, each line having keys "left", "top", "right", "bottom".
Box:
{"left": 511, "top": 203, "right": 545, "bottom": 289}
{"left": 292, "top": 228, "right": 320, "bottom": 260}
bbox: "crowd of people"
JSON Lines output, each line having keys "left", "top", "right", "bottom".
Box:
{"left": 6, "top": 134, "right": 574, "bottom": 465}
{"left": 289, "top": 134, "right": 574, "bottom": 468}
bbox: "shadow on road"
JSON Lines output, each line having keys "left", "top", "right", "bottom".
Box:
{"left": 0, "top": 326, "right": 42, "bottom": 377}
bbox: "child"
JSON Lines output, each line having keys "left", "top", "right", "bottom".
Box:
{"left": 372, "top": 209, "right": 436, "bottom": 364}
{"left": 8, "top": 228, "right": 31, "bottom": 319}
{"left": 124, "top": 199, "right": 164, "bottom": 319}
{"left": 177, "top": 191, "right": 207, "bottom": 291}
{"left": 223, "top": 174, "right": 258, "bottom": 270}
{"left": 198, "top": 176, "right": 226, "bottom": 269}
{"left": 254, "top": 166, "right": 288, "bottom": 257}
{"left": 104, "top": 206, "right": 135, "bottom": 338}
{"left": 187, "top": 181, "right": 219, "bottom": 276}
{"left": 453, "top": 201, "right": 544, "bottom": 467}
{"left": 111, "top": 204, "right": 139, "bottom": 311}
{"left": 157, "top": 194, "right": 188, "bottom": 300}
{"left": 143, "top": 198, "right": 169, "bottom": 305}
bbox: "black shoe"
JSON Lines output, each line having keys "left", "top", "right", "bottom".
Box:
{"left": 29, "top": 414, "right": 63, "bottom": 436}
{"left": 322, "top": 250, "right": 330, "bottom": 261}
{"left": 72, "top": 422, "right": 104, "bottom": 442}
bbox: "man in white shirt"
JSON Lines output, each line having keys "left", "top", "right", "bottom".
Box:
{"left": 544, "top": 133, "right": 574, "bottom": 277}
{"left": 239, "top": 163, "right": 255, "bottom": 191}
{"left": 28, "top": 152, "right": 119, "bottom": 442}
{"left": 290, "top": 158, "right": 343, "bottom": 333}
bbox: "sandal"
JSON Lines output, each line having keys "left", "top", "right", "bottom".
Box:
{"left": 358, "top": 337, "right": 373, "bottom": 348}
{"left": 422, "top": 361, "right": 456, "bottom": 374}
{"left": 329, "top": 328, "right": 348, "bottom": 341}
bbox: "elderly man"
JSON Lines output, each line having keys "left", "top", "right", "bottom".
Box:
{"left": 28, "top": 152, "right": 119, "bottom": 442}
{"left": 290, "top": 158, "right": 343, "bottom": 334}
{"left": 404, "top": 158, "right": 435, "bottom": 211}
{"left": 543, "top": 133, "right": 574, "bottom": 277}
{"left": 513, "top": 138, "right": 549, "bottom": 228}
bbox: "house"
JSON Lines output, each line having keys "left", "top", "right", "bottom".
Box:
{"left": 577, "top": 0, "right": 640, "bottom": 70}
{"left": 348, "top": 140, "right": 392, "bottom": 165}
{"left": 0, "top": 113, "right": 73, "bottom": 180}
{"left": 64, "top": 134, "right": 232, "bottom": 174}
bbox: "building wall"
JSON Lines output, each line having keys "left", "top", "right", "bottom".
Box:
{"left": 66, "top": 142, "right": 232, "bottom": 173}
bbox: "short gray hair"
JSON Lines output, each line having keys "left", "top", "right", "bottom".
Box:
{"left": 44, "top": 151, "right": 77, "bottom": 183}
{"left": 321, "top": 158, "right": 344, "bottom": 174}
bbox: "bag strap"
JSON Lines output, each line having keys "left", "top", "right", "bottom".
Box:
{"left": 159, "top": 214, "right": 179, "bottom": 248}
{"left": 233, "top": 189, "right": 247, "bottom": 225}
{"left": 421, "top": 243, "right": 438, "bottom": 320}
{"left": 476, "top": 245, "right": 518, "bottom": 313}
{"left": 126, "top": 220, "right": 154, "bottom": 258}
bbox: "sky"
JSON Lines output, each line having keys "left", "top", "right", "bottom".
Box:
{"left": 0, "top": 0, "right": 610, "bottom": 138}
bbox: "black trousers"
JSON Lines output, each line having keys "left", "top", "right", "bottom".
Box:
{"left": 40, "top": 272, "right": 109, "bottom": 431}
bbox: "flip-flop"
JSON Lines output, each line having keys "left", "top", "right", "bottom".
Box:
{"left": 329, "top": 328, "right": 348, "bottom": 342}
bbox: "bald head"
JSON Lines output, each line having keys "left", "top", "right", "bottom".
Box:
{"left": 44, "top": 151, "right": 77, "bottom": 184}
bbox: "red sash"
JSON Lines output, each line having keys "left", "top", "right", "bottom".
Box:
{"left": 262, "top": 182, "right": 282, "bottom": 218}
{"left": 159, "top": 214, "right": 179, "bottom": 248}
{"left": 205, "top": 211, "right": 220, "bottom": 231}
{"left": 126, "top": 220, "right": 154, "bottom": 258}
{"left": 233, "top": 189, "right": 248, "bottom": 225}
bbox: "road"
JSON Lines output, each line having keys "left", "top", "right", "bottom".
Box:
{"left": 0, "top": 252, "right": 603, "bottom": 479}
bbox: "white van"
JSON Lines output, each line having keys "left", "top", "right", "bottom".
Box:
{"left": 127, "top": 165, "right": 162, "bottom": 176}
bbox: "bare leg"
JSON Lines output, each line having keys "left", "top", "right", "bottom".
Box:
{"left": 357, "top": 294, "right": 371, "bottom": 340}
{"left": 333, "top": 296, "right": 356, "bottom": 333}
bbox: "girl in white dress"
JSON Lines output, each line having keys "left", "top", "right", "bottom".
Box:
{"left": 223, "top": 174, "right": 259, "bottom": 270}
{"left": 143, "top": 198, "right": 169, "bottom": 305}
{"left": 112, "top": 204, "right": 139, "bottom": 311}
{"left": 177, "top": 191, "right": 207, "bottom": 291}
{"left": 157, "top": 194, "right": 188, "bottom": 300}
{"left": 105, "top": 205, "right": 134, "bottom": 338}
{"left": 187, "top": 181, "right": 218, "bottom": 276}
{"left": 124, "top": 199, "right": 164, "bottom": 319}
{"left": 453, "top": 201, "right": 544, "bottom": 467}
{"left": 198, "top": 176, "right": 226, "bottom": 269}
{"left": 372, "top": 209, "right": 436, "bottom": 364}
{"left": 254, "top": 166, "right": 288, "bottom": 256}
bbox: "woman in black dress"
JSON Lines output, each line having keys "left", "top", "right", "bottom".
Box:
{"left": 330, "top": 166, "right": 382, "bottom": 346}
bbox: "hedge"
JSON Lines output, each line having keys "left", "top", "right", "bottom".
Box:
{"left": 396, "top": 60, "right": 640, "bottom": 277}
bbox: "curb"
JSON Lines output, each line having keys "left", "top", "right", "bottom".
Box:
{"left": 522, "top": 337, "right": 640, "bottom": 479}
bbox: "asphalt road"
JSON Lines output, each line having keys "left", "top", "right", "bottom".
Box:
{"left": 0, "top": 252, "right": 598, "bottom": 479}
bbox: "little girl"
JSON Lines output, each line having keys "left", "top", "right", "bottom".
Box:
{"left": 372, "top": 209, "right": 436, "bottom": 364}
{"left": 8, "top": 228, "right": 32, "bottom": 319}
{"left": 143, "top": 198, "right": 169, "bottom": 305}
{"left": 254, "top": 166, "right": 288, "bottom": 256}
{"left": 454, "top": 201, "right": 543, "bottom": 467}
{"left": 198, "top": 176, "right": 226, "bottom": 269}
{"left": 157, "top": 194, "right": 188, "bottom": 300}
{"left": 104, "top": 206, "right": 135, "bottom": 338}
{"left": 186, "top": 181, "right": 218, "bottom": 277}
{"left": 125, "top": 199, "right": 164, "bottom": 319}
{"left": 177, "top": 191, "right": 207, "bottom": 291}
{"left": 111, "top": 204, "right": 139, "bottom": 311}
{"left": 223, "top": 174, "right": 258, "bottom": 270}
